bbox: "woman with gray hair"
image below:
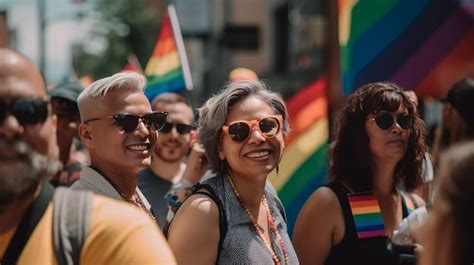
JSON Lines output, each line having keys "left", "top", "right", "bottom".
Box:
{"left": 167, "top": 80, "right": 298, "bottom": 264}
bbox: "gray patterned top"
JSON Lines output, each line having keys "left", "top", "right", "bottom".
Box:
{"left": 202, "top": 173, "right": 299, "bottom": 265}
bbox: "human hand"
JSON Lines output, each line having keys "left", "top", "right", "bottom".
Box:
{"left": 182, "top": 140, "right": 208, "bottom": 184}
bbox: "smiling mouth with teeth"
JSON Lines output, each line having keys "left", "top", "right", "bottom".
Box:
{"left": 246, "top": 150, "right": 271, "bottom": 158}
{"left": 128, "top": 144, "right": 150, "bottom": 151}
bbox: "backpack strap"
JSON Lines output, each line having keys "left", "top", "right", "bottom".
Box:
{"left": 52, "top": 187, "right": 93, "bottom": 265}
{"left": 1, "top": 183, "right": 54, "bottom": 265}
{"left": 191, "top": 183, "right": 228, "bottom": 256}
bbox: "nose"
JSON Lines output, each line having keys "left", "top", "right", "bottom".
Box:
{"left": 134, "top": 119, "right": 150, "bottom": 137}
{"left": 0, "top": 114, "right": 24, "bottom": 140}
{"left": 169, "top": 125, "right": 179, "bottom": 138}
{"left": 246, "top": 127, "right": 266, "bottom": 144}
{"left": 389, "top": 120, "right": 403, "bottom": 134}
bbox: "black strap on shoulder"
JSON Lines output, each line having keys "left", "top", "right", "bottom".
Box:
{"left": 324, "top": 182, "right": 358, "bottom": 241}
{"left": 191, "top": 183, "right": 228, "bottom": 255}
{"left": 2, "top": 183, "right": 55, "bottom": 265}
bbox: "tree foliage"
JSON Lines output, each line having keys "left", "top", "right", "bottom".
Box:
{"left": 73, "top": 0, "right": 162, "bottom": 79}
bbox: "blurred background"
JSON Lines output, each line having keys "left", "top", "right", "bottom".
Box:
{"left": 0, "top": 0, "right": 332, "bottom": 105}
{"left": 2, "top": 0, "right": 473, "bottom": 234}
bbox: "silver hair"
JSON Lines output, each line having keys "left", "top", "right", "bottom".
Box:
{"left": 77, "top": 71, "right": 146, "bottom": 103}
{"left": 198, "top": 80, "right": 289, "bottom": 174}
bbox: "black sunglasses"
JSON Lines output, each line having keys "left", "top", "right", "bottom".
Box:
{"left": 0, "top": 98, "right": 49, "bottom": 126}
{"left": 85, "top": 112, "right": 168, "bottom": 133}
{"left": 367, "top": 112, "right": 412, "bottom": 130}
{"left": 160, "top": 122, "right": 193, "bottom": 135}
{"left": 222, "top": 115, "right": 282, "bottom": 142}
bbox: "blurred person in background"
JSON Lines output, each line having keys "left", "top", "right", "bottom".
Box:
{"left": 393, "top": 77, "right": 474, "bottom": 247}
{"left": 431, "top": 77, "right": 474, "bottom": 167}
{"left": 417, "top": 142, "right": 474, "bottom": 265}
{"left": 404, "top": 90, "right": 434, "bottom": 203}
{"left": 72, "top": 72, "right": 168, "bottom": 223}
{"left": 138, "top": 92, "right": 207, "bottom": 228}
{"left": 49, "top": 81, "right": 85, "bottom": 186}
{"left": 167, "top": 80, "right": 299, "bottom": 264}
{"left": 0, "top": 49, "right": 176, "bottom": 265}
{"left": 293, "top": 82, "right": 426, "bottom": 265}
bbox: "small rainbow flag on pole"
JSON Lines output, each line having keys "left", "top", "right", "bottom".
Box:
{"left": 348, "top": 193, "right": 386, "bottom": 239}
{"left": 144, "top": 4, "right": 193, "bottom": 102}
{"left": 339, "top": 0, "right": 474, "bottom": 98}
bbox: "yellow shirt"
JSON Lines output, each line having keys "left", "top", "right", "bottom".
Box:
{"left": 0, "top": 195, "right": 176, "bottom": 265}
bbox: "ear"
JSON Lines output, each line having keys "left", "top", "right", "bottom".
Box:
{"left": 78, "top": 123, "right": 94, "bottom": 148}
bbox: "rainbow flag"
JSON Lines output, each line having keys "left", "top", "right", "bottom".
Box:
{"left": 348, "top": 193, "right": 386, "bottom": 239}
{"left": 144, "top": 4, "right": 193, "bottom": 101}
{"left": 269, "top": 75, "right": 329, "bottom": 234}
{"left": 339, "top": 0, "right": 474, "bottom": 98}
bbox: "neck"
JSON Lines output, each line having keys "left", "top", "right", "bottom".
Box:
{"left": 90, "top": 162, "right": 137, "bottom": 197}
{"left": 371, "top": 159, "right": 397, "bottom": 196}
{"left": 0, "top": 186, "right": 40, "bottom": 233}
{"left": 228, "top": 171, "right": 266, "bottom": 216}
{"left": 149, "top": 156, "right": 184, "bottom": 184}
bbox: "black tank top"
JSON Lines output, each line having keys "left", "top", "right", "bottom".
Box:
{"left": 325, "top": 182, "right": 414, "bottom": 265}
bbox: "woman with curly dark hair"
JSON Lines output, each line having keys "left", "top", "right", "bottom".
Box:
{"left": 293, "top": 82, "right": 426, "bottom": 265}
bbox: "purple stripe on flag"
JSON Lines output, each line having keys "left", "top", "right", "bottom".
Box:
{"left": 358, "top": 230, "right": 386, "bottom": 239}
{"left": 390, "top": 7, "right": 473, "bottom": 89}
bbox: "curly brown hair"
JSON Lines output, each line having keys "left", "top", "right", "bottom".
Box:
{"left": 329, "top": 82, "right": 426, "bottom": 192}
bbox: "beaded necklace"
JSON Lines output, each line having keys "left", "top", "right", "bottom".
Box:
{"left": 102, "top": 174, "right": 157, "bottom": 223}
{"left": 226, "top": 175, "right": 289, "bottom": 265}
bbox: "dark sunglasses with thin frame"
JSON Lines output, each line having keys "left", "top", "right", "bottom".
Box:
{"left": 367, "top": 112, "right": 412, "bottom": 130}
{"left": 84, "top": 112, "right": 168, "bottom": 133}
{"left": 222, "top": 115, "right": 283, "bottom": 142}
{"left": 160, "top": 122, "right": 193, "bottom": 135}
{"left": 0, "top": 98, "right": 50, "bottom": 126}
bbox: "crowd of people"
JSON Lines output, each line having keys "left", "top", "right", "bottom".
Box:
{"left": 1, "top": 47, "right": 473, "bottom": 265}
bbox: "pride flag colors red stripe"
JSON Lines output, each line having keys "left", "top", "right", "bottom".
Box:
{"left": 144, "top": 5, "right": 192, "bottom": 101}
{"left": 348, "top": 194, "right": 386, "bottom": 239}
{"left": 269, "top": 75, "right": 329, "bottom": 234}
{"left": 339, "top": 0, "right": 474, "bottom": 98}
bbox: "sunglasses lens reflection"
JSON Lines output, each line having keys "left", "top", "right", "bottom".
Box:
{"left": 115, "top": 115, "right": 139, "bottom": 133}
{"left": 176, "top": 123, "right": 192, "bottom": 134}
{"left": 152, "top": 112, "right": 167, "bottom": 130}
{"left": 375, "top": 113, "right": 393, "bottom": 130}
{"left": 12, "top": 99, "right": 49, "bottom": 125}
{"left": 397, "top": 114, "right": 411, "bottom": 129}
{"left": 114, "top": 112, "right": 168, "bottom": 133}
{"left": 228, "top": 122, "right": 250, "bottom": 142}
{"left": 259, "top": 117, "right": 280, "bottom": 136}
{"left": 374, "top": 113, "right": 411, "bottom": 130}
{"left": 227, "top": 117, "right": 280, "bottom": 142}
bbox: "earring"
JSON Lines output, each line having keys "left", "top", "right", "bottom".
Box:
{"left": 276, "top": 165, "right": 280, "bottom": 178}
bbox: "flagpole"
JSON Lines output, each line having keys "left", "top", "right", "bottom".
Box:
{"left": 167, "top": 4, "right": 193, "bottom": 91}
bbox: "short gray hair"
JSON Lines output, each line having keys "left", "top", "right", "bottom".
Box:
{"left": 198, "top": 80, "right": 289, "bottom": 174}
{"left": 77, "top": 71, "right": 146, "bottom": 103}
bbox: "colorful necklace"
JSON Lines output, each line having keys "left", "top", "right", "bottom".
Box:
{"left": 226, "top": 175, "right": 289, "bottom": 265}
{"left": 103, "top": 174, "right": 157, "bottom": 223}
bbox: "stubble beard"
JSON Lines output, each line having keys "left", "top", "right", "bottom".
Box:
{"left": 0, "top": 140, "right": 61, "bottom": 214}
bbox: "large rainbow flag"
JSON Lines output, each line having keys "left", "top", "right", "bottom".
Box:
{"left": 144, "top": 4, "right": 193, "bottom": 101}
{"left": 269, "top": 76, "right": 329, "bottom": 234}
{"left": 339, "top": 0, "right": 474, "bottom": 98}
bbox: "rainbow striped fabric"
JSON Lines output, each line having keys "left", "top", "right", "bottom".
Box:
{"left": 144, "top": 12, "right": 185, "bottom": 101}
{"left": 339, "top": 0, "right": 474, "bottom": 97}
{"left": 348, "top": 193, "right": 386, "bottom": 239}
{"left": 269, "top": 76, "right": 329, "bottom": 234}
